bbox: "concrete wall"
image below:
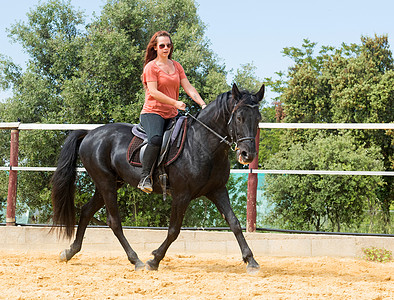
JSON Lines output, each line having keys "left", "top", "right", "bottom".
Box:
{"left": 1, "top": 226, "right": 393, "bottom": 258}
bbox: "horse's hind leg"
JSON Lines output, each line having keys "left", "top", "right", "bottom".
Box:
{"left": 207, "top": 187, "right": 260, "bottom": 274}
{"left": 60, "top": 191, "right": 104, "bottom": 262}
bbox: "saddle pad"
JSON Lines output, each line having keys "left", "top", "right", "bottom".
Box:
{"left": 127, "top": 118, "right": 188, "bottom": 167}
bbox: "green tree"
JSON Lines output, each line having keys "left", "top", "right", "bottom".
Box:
{"left": 0, "top": 0, "right": 86, "bottom": 219}
{"left": 234, "top": 63, "right": 265, "bottom": 96}
{"left": 259, "top": 70, "right": 287, "bottom": 166}
{"left": 265, "top": 35, "right": 393, "bottom": 232}
{"left": 258, "top": 106, "right": 283, "bottom": 165}
{"left": 263, "top": 134, "right": 384, "bottom": 232}
{"left": 0, "top": 0, "right": 230, "bottom": 225}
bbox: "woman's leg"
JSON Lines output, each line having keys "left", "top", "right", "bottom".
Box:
{"left": 138, "top": 113, "right": 166, "bottom": 193}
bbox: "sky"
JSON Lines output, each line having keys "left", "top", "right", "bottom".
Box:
{"left": 1, "top": 0, "right": 394, "bottom": 103}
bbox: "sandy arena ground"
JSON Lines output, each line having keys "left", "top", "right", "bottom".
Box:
{"left": 0, "top": 250, "right": 393, "bottom": 299}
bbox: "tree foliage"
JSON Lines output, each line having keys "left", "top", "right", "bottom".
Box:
{"left": 264, "top": 35, "right": 394, "bottom": 232}
{"left": 263, "top": 134, "right": 384, "bottom": 232}
{"left": 0, "top": 0, "right": 235, "bottom": 225}
{"left": 233, "top": 63, "right": 265, "bottom": 97}
{"left": 2, "top": 1, "right": 391, "bottom": 234}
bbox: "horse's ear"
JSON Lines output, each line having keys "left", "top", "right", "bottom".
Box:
{"left": 255, "top": 84, "right": 265, "bottom": 102}
{"left": 232, "top": 83, "right": 241, "bottom": 101}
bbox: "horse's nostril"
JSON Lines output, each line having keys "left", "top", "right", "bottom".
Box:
{"left": 241, "top": 151, "right": 248, "bottom": 158}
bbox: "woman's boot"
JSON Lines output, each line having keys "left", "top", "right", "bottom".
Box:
{"left": 138, "top": 144, "right": 160, "bottom": 193}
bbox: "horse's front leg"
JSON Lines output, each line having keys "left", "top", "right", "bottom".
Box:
{"left": 60, "top": 191, "right": 104, "bottom": 262}
{"left": 207, "top": 187, "right": 260, "bottom": 274}
{"left": 146, "top": 196, "right": 190, "bottom": 271}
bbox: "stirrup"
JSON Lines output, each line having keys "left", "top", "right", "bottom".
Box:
{"left": 137, "top": 176, "right": 153, "bottom": 193}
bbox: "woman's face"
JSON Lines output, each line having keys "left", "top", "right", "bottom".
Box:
{"left": 154, "top": 36, "right": 172, "bottom": 58}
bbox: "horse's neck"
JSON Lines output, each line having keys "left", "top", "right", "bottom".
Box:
{"left": 189, "top": 96, "right": 232, "bottom": 153}
{"left": 199, "top": 93, "right": 232, "bottom": 136}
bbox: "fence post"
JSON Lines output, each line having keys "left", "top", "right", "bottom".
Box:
{"left": 6, "top": 129, "right": 19, "bottom": 226}
{"left": 246, "top": 128, "right": 260, "bottom": 232}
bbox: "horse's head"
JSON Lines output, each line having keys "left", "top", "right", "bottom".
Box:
{"left": 230, "top": 83, "right": 264, "bottom": 165}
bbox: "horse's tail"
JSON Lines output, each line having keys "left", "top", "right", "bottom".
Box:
{"left": 51, "top": 130, "right": 88, "bottom": 239}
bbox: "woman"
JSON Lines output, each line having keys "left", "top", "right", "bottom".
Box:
{"left": 138, "top": 31, "right": 206, "bottom": 193}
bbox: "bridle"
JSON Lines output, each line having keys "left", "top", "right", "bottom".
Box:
{"left": 227, "top": 103, "right": 259, "bottom": 148}
{"left": 185, "top": 103, "right": 259, "bottom": 151}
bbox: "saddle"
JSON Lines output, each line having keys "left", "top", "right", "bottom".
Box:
{"left": 127, "top": 116, "right": 187, "bottom": 168}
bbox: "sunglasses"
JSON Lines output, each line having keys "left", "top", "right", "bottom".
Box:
{"left": 158, "top": 43, "right": 172, "bottom": 49}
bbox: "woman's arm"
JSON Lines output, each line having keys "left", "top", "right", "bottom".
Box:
{"left": 181, "top": 78, "right": 207, "bottom": 109}
{"left": 146, "top": 81, "right": 186, "bottom": 110}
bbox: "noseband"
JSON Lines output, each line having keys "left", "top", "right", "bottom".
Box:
{"left": 186, "top": 103, "right": 259, "bottom": 151}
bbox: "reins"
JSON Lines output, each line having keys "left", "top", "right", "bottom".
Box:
{"left": 185, "top": 111, "right": 233, "bottom": 147}
{"left": 185, "top": 102, "right": 259, "bottom": 151}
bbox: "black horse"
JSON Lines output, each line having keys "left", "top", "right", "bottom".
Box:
{"left": 51, "top": 83, "right": 264, "bottom": 273}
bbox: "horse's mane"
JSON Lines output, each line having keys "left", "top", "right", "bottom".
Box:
{"left": 212, "top": 91, "right": 232, "bottom": 121}
{"left": 212, "top": 89, "right": 259, "bottom": 122}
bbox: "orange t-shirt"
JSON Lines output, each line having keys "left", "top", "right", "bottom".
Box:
{"left": 141, "top": 60, "right": 187, "bottom": 119}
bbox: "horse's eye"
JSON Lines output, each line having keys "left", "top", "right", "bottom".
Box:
{"left": 237, "top": 115, "right": 242, "bottom": 122}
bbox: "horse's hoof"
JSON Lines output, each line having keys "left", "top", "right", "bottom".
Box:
{"left": 134, "top": 260, "right": 145, "bottom": 271}
{"left": 59, "top": 250, "right": 68, "bottom": 262}
{"left": 145, "top": 259, "right": 159, "bottom": 271}
{"left": 246, "top": 263, "right": 260, "bottom": 275}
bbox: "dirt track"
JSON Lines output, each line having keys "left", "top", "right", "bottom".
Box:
{"left": 0, "top": 251, "right": 393, "bottom": 299}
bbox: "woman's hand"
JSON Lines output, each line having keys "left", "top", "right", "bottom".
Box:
{"left": 175, "top": 101, "right": 186, "bottom": 110}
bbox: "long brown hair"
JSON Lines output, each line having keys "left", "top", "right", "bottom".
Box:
{"left": 143, "top": 31, "right": 173, "bottom": 68}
